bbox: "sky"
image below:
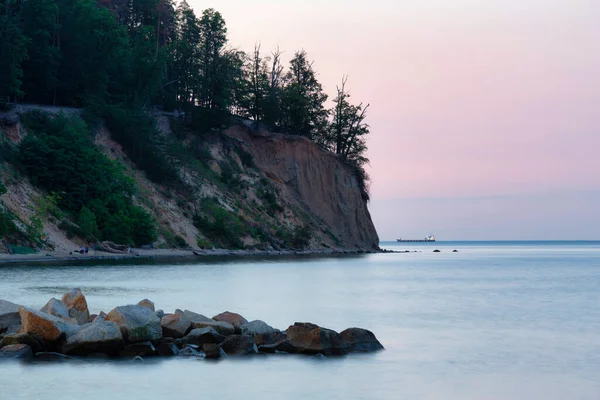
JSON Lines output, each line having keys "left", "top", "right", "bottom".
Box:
{"left": 190, "top": 0, "right": 600, "bottom": 240}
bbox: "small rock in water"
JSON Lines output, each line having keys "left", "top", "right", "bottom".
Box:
{"left": 0, "top": 344, "right": 33, "bottom": 359}
{"left": 453, "top": 250, "right": 459, "bottom": 253}
{"left": 178, "top": 346, "right": 199, "bottom": 358}
{"left": 433, "top": 249, "right": 441, "bottom": 253}
{"left": 311, "top": 353, "right": 327, "bottom": 360}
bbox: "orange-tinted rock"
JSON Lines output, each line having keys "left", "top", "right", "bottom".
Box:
{"left": 61, "top": 289, "right": 91, "bottom": 325}
{"left": 137, "top": 299, "right": 155, "bottom": 312}
{"left": 18, "top": 307, "right": 74, "bottom": 342}
{"left": 213, "top": 311, "right": 248, "bottom": 328}
{"left": 286, "top": 322, "right": 348, "bottom": 355}
{"left": 161, "top": 313, "right": 191, "bottom": 338}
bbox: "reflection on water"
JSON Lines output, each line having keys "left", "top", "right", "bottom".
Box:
{"left": 1, "top": 242, "right": 600, "bottom": 400}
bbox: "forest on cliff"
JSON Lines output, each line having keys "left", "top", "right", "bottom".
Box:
{"left": 0, "top": 0, "right": 376, "bottom": 251}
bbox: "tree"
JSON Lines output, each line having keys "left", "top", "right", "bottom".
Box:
{"left": 242, "top": 43, "right": 270, "bottom": 122}
{"left": 0, "top": 0, "right": 28, "bottom": 101}
{"left": 196, "top": 8, "right": 228, "bottom": 110}
{"left": 280, "top": 50, "right": 328, "bottom": 139}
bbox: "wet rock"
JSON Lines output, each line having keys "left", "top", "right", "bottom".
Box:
{"left": 178, "top": 346, "right": 199, "bottom": 358}
{"left": 18, "top": 307, "right": 77, "bottom": 342}
{"left": 240, "top": 320, "right": 285, "bottom": 346}
{"left": 105, "top": 305, "right": 162, "bottom": 343}
{"left": 191, "top": 320, "right": 235, "bottom": 336}
{"left": 119, "top": 341, "right": 156, "bottom": 358}
{"left": 219, "top": 335, "right": 257, "bottom": 356}
{"left": 137, "top": 299, "right": 155, "bottom": 312}
{"left": 257, "top": 340, "right": 298, "bottom": 354}
{"left": 202, "top": 343, "right": 221, "bottom": 359}
{"left": 339, "top": 328, "right": 384, "bottom": 352}
{"left": 155, "top": 309, "right": 164, "bottom": 319}
{"left": 90, "top": 314, "right": 99, "bottom": 322}
{"left": 433, "top": 249, "right": 441, "bottom": 253}
{"left": 286, "top": 322, "right": 348, "bottom": 355}
{"left": 213, "top": 311, "right": 248, "bottom": 329}
{"left": 181, "top": 310, "right": 212, "bottom": 325}
{"left": 181, "top": 327, "right": 225, "bottom": 346}
{"left": 34, "top": 352, "right": 73, "bottom": 361}
{"left": 161, "top": 313, "right": 191, "bottom": 339}
{"left": 0, "top": 344, "right": 33, "bottom": 359}
{"left": 0, "top": 333, "right": 45, "bottom": 353}
{"left": 0, "top": 300, "right": 21, "bottom": 332}
{"left": 62, "top": 320, "right": 124, "bottom": 356}
{"left": 40, "top": 298, "right": 69, "bottom": 319}
{"left": 453, "top": 250, "right": 459, "bottom": 253}
{"left": 61, "top": 289, "right": 91, "bottom": 325}
{"left": 156, "top": 341, "right": 179, "bottom": 357}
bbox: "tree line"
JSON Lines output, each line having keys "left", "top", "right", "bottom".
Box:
{"left": 0, "top": 0, "right": 371, "bottom": 197}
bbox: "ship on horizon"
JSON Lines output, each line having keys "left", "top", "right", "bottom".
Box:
{"left": 397, "top": 235, "right": 436, "bottom": 243}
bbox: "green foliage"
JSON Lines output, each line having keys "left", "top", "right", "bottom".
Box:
{"left": 9, "top": 245, "right": 37, "bottom": 255}
{"left": 291, "top": 225, "right": 312, "bottom": 249}
{"left": 174, "top": 235, "right": 188, "bottom": 249}
{"left": 19, "top": 112, "right": 156, "bottom": 245}
{"left": 258, "top": 187, "right": 283, "bottom": 214}
{"left": 78, "top": 206, "right": 99, "bottom": 240}
{"left": 0, "top": 1, "right": 29, "bottom": 100}
{"left": 196, "top": 237, "right": 213, "bottom": 249}
{"left": 193, "top": 198, "right": 247, "bottom": 249}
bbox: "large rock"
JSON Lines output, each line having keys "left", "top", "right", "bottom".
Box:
{"left": 0, "top": 333, "right": 45, "bottom": 353}
{"left": 40, "top": 298, "right": 69, "bottom": 319}
{"left": 18, "top": 307, "right": 77, "bottom": 342}
{"left": 213, "top": 311, "right": 248, "bottom": 329}
{"left": 0, "top": 344, "right": 33, "bottom": 359}
{"left": 240, "top": 320, "right": 285, "bottom": 346}
{"left": 156, "top": 341, "right": 179, "bottom": 357}
{"left": 340, "top": 328, "right": 384, "bottom": 352}
{"left": 219, "top": 335, "right": 257, "bottom": 356}
{"left": 182, "top": 310, "right": 213, "bottom": 325}
{"left": 286, "top": 322, "right": 348, "bottom": 355}
{"left": 161, "top": 313, "right": 191, "bottom": 338}
{"left": 0, "top": 300, "right": 21, "bottom": 332}
{"left": 61, "top": 289, "right": 91, "bottom": 325}
{"left": 203, "top": 343, "right": 224, "bottom": 359}
{"left": 258, "top": 340, "right": 298, "bottom": 354}
{"left": 181, "top": 327, "right": 225, "bottom": 346}
{"left": 137, "top": 299, "right": 155, "bottom": 312}
{"left": 119, "top": 342, "right": 156, "bottom": 358}
{"left": 62, "top": 320, "right": 124, "bottom": 356}
{"left": 105, "top": 305, "right": 162, "bottom": 343}
{"left": 191, "top": 320, "right": 235, "bottom": 336}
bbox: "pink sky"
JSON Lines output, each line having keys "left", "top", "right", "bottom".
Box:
{"left": 190, "top": 0, "right": 600, "bottom": 239}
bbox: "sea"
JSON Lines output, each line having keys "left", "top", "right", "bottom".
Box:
{"left": 0, "top": 241, "right": 599, "bottom": 400}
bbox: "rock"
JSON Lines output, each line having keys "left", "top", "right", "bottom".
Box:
{"left": 133, "top": 355, "right": 144, "bottom": 362}
{"left": 181, "top": 327, "right": 225, "bottom": 346}
{"left": 219, "top": 335, "right": 257, "bottom": 356}
{"left": 0, "top": 300, "right": 21, "bottom": 332}
{"left": 62, "top": 320, "right": 124, "bottom": 356}
{"left": 161, "top": 313, "right": 191, "bottom": 338}
{"left": 137, "top": 299, "right": 155, "bottom": 312}
{"left": 213, "top": 311, "right": 248, "bottom": 329}
{"left": 119, "top": 341, "right": 156, "bottom": 358}
{"left": 155, "top": 309, "right": 165, "bottom": 319}
{"left": 339, "top": 328, "right": 384, "bottom": 352}
{"left": 433, "top": 249, "right": 441, "bottom": 253}
{"left": 453, "top": 250, "right": 459, "bottom": 253}
{"left": 0, "top": 344, "right": 33, "bottom": 359}
{"left": 286, "top": 322, "right": 348, "bottom": 355}
{"left": 258, "top": 340, "right": 298, "bottom": 354}
{"left": 0, "top": 333, "right": 45, "bottom": 353}
{"left": 90, "top": 314, "right": 99, "bottom": 322}
{"left": 191, "top": 320, "right": 235, "bottom": 336}
{"left": 156, "top": 341, "right": 179, "bottom": 357}
{"left": 40, "top": 298, "right": 69, "bottom": 319}
{"left": 105, "top": 305, "right": 162, "bottom": 343}
{"left": 178, "top": 346, "right": 199, "bottom": 358}
{"left": 18, "top": 307, "right": 77, "bottom": 343}
{"left": 34, "top": 352, "right": 73, "bottom": 361}
{"left": 240, "top": 320, "right": 285, "bottom": 346}
{"left": 61, "top": 289, "right": 91, "bottom": 325}
{"left": 181, "top": 310, "right": 212, "bottom": 325}
{"left": 202, "top": 343, "right": 221, "bottom": 359}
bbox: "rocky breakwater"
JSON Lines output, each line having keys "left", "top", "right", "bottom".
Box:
{"left": 0, "top": 289, "right": 384, "bottom": 361}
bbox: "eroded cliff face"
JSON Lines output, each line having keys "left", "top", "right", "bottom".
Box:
{"left": 227, "top": 126, "right": 379, "bottom": 250}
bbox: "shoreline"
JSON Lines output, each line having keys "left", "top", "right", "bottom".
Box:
{"left": 0, "top": 247, "right": 385, "bottom": 265}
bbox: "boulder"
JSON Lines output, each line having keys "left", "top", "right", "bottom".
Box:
{"left": 61, "top": 289, "right": 91, "bottom": 325}
{"left": 257, "top": 340, "right": 298, "bottom": 354}
{"left": 18, "top": 307, "right": 77, "bottom": 342}
{"left": 202, "top": 343, "right": 221, "bottom": 359}
{"left": 0, "top": 344, "right": 33, "bottom": 359}
{"left": 90, "top": 314, "right": 99, "bottom": 322}
{"left": 34, "top": 352, "right": 73, "bottom": 361}
{"left": 240, "top": 320, "right": 285, "bottom": 346}
{"left": 339, "top": 328, "right": 384, "bottom": 352}
{"left": 0, "top": 333, "right": 45, "bottom": 353}
{"left": 40, "top": 298, "right": 70, "bottom": 319}
{"left": 105, "top": 305, "right": 162, "bottom": 343}
{"left": 137, "top": 299, "right": 155, "bottom": 312}
{"left": 155, "top": 309, "right": 165, "bottom": 319}
{"left": 181, "top": 327, "right": 225, "bottom": 346}
{"left": 156, "top": 341, "right": 179, "bottom": 357}
{"left": 178, "top": 346, "right": 199, "bottom": 358}
{"left": 0, "top": 300, "right": 21, "bottom": 332}
{"left": 219, "top": 335, "right": 257, "bottom": 356}
{"left": 62, "top": 321, "right": 124, "bottom": 356}
{"left": 286, "top": 322, "right": 348, "bottom": 355}
{"left": 191, "top": 320, "right": 235, "bottom": 336}
{"left": 182, "top": 310, "right": 212, "bottom": 325}
{"left": 213, "top": 311, "right": 248, "bottom": 329}
{"left": 119, "top": 342, "right": 156, "bottom": 358}
{"left": 161, "top": 313, "right": 191, "bottom": 338}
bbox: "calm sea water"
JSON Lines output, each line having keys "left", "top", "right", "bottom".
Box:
{"left": 1, "top": 241, "right": 599, "bottom": 400}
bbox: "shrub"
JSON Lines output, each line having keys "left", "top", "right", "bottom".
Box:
{"left": 193, "top": 199, "right": 247, "bottom": 249}
{"left": 291, "top": 225, "right": 312, "bottom": 249}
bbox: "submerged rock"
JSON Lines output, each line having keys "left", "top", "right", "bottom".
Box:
{"left": 156, "top": 341, "right": 179, "bottom": 357}
{"left": 0, "top": 344, "right": 33, "bottom": 359}
{"left": 62, "top": 320, "right": 124, "bottom": 356}
{"left": 105, "top": 305, "right": 162, "bottom": 343}
{"left": 202, "top": 343, "right": 221, "bottom": 359}
{"left": 178, "top": 346, "right": 199, "bottom": 358}
{"left": 61, "top": 289, "right": 91, "bottom": 325}
{"left": 0, "top": 333, "right": 45, "bottom": 353}
{"left": 286, "top": 322, "right": 348, "bottom": 355}
{"left": 257, "top": 340, "right": 298, "bottom": 354}
{"left": 339, "top": 328, "right": 384, "bottom": 352}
